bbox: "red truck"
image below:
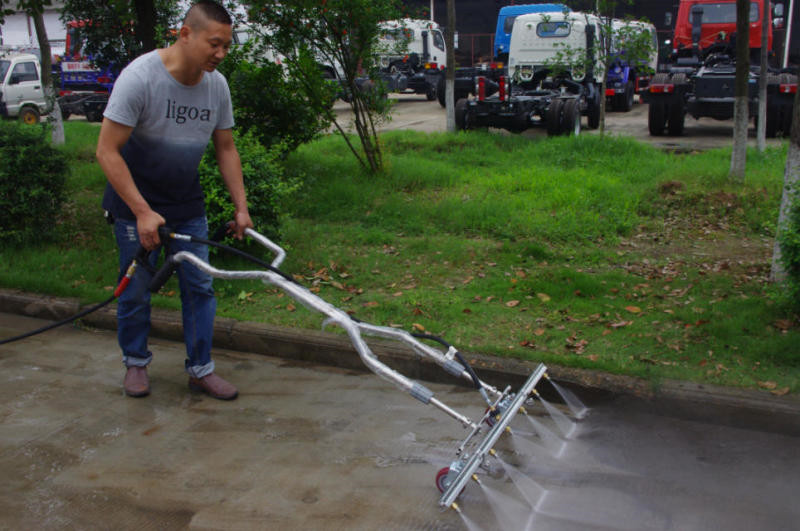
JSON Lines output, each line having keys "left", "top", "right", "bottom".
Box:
{"left": 643, "top": 0, "right": 796, "bottom": 137}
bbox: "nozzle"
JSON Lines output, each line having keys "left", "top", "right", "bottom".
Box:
{"left": 505, "top": 426, "right": 513, "bottom": 435}
{"left": 488, "top": 448, "right": 497, "bottom": 457}
{"left": 471, "top": 473, "right": 482, "bottom": 484}
{"left": 531, "top": 389, "right": 540, "bottom": 397}
{"left": 519, "top": 406, "right": 528, "bottom": 415}
{"left": 451, "top": 502, "right": 462, "bottom": 514}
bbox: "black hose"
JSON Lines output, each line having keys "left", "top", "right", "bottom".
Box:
{"left": 411, "top": 332, "right": 482, "bottom": 390}
{"left": 0, "top": 295, "right": 116, "bottom": 346}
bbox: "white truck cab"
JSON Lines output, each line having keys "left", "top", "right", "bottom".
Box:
{"left": 509, "top": 11, "right": 603, "bottom": 82}
{"left": 377, "top": 19, "right": 448, "bottom": 71}
{"left": 0, "top": 52, "right": 49, "bottom": 124}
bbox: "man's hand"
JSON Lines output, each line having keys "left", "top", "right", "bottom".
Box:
{"left": 137, "top": 209, "right": 166, "bottom": 250}
{"left": 232, "top": 209, "right": 254, "bottom": 240}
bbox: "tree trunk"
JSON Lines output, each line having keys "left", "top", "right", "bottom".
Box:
{"left": 770, "top": 81, "right": 800, "bottom": 282}
{"left": 756, "top": 0, "right": 768, "bottom": 152}
{"left": 134, "top": 0, "right": 158, "bottom": 53}
{"left": 728, "top": 0, "right": 750, "bottom": 182}
{"left": 445, "top": 0, "right": 455, "bottom": 132}
{"left": 31, "top": 9, "right": 64, "bottom": 145}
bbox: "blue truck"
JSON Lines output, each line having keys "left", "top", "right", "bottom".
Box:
{"left": 54, "top": 21, "right": 117, "bottom": 122}
{"left": 604, "top": 19, "right": 659, "bottom": 112}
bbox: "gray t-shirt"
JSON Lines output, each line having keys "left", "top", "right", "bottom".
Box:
{"left": 101, "top": 50, "right": 234, "bottom": 222}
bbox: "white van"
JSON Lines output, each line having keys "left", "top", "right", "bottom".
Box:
{"left": 0, "top": 52, "right": 49, "bottom": 123}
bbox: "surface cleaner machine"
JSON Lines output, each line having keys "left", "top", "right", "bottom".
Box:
{"left": 150, "top": 226, "right": 561, "bottom": 512}
{"left": 2, "top": 224, "right": 565, "bottom": 512}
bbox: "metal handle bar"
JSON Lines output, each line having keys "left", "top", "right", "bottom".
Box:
{"left": 171, "top": 249, "right": 477, "bottom": 429}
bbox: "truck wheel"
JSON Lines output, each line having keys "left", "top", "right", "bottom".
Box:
{"left": 546, "top": 99, "right": 564, "bottom": 136}
{"left": 61, "top": 109, "right": 71, "bottom": 120}
{"left": 18, "top": 106, "right": 40, "bottom": 125}
{"left": 648, "top": 102, "right": 667, "bottom": 136}
{"left": 85, "top": 109, "right": 103, "bottom": 123}
{"left": 437, "top": 76, "right": 446, "bottom": 107}
{"left": 766, "top": 103, "right": 779, "bottom": 138}
{"left": 426, "top": 84, "right": 437, "bottom": 101}
{"left": 621, "top": 81, "right": 634, "bottom": 112}
{"left": 561, "top": 99, "right": 581, "bottom": 136}
{"left": 455, "top": 98, "right": 469, "bottom": 130}
{"left": 667, "top": 103, "right": 685, "bottom": 136}
{"left": 586, "top": 98, "right": 600, "bottom": 129}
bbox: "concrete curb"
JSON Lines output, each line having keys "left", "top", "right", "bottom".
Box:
{"left": 2, "top": 288, "right": 799, "bottom": 435}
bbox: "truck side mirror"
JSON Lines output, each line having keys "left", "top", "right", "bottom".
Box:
{"left": 664, "top": 13, "right": 672, "bottom": 27}
{"left": 774, "top": 3, "right": 784, "bottom": 17}
{"left": 773, "top": 18, "right": 784, "bottom": 30}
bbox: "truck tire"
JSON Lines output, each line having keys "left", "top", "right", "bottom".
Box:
{"left": 426, "top": 83, "right": 437, "bottom": 101}
{"left": 586, "top": 97, "right": 600, "bottom": 129}
{"left": 18, "top": 106, "right": 40, "bottom": 125}
{"left": 546, "top": 99, "right": 564, "bottom": 136}
{"left": 667, "top": 103, "right": 685, "bottom": 136}
{"left": 620, "top": 81, "right": 634, "bottom": 112}
{"left": 455, "top": 98, "right": 469, "bottom": 130}
{"left": 561, "top": 99, "right": 581, "bottom": 136}
{"left": 648, "top": 102, "right": 667, "bottom": 136}
{"left": 766, "top": 103, "right": 780, "bottom": 138}
{"left": 437, "top": 76, "right": 446, "bottom": 107}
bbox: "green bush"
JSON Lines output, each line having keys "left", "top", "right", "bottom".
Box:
{"left": 199, "top": 129, "right": 300, "bottom": 242}
{"left": 0, "top": 122, "right": 68, "bottom": 246}
{"left": 217, "top": 43, "right": 334, "bottom": 151}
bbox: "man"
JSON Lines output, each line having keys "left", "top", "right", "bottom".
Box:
{"left": 96, "top": 0, "right": 251, "bottom": 400}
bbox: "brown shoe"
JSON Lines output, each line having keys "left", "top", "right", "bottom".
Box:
{"left": 123, "top": 366, "right": 150, "bottom": 397}
{"left": 188, "top": 373, "right": 238, "bottom": 400}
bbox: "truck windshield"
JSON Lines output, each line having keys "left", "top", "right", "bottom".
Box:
{"left": 697, "top": 2, "right": 759, "bottom": 24}
{"left": 537, "top": 21, "right": 570, "bottom": 37}
{"left": 0, "top": 60, "right": 9, "bottom": 82}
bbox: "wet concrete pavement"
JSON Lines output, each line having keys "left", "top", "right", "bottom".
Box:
{"left": 1, "top": 312, "right": 799, "bottom": 530}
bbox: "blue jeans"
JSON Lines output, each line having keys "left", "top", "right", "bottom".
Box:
{"left": 114, "top": 216, "right": 216, "bottom": 378}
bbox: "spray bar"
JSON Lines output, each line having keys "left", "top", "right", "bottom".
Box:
{"left": 438, "top": 363, "right": 547, "bottom": 509}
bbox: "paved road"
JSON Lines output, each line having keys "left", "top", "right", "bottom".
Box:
{"left": 1, "top": 312, "right": 798, "bottom": 530}
{"left": 335, "top": 94, "right": 786, "bottom": 152}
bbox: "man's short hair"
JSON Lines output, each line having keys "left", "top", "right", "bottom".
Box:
{"left": 184, "top": 0, "right": 232, "bottom": 29}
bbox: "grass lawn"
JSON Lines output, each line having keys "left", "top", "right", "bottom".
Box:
{"left": 1, "top": 121, "right": 798, "bottom": 394}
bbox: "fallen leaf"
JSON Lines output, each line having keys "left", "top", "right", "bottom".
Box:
{"left": 771, "top": 387, "right": 790, "bottom": 396}
{"left": 537, "top": 293, "right": 551, "bottom": 302}
{"left": 330, "top": 280, "right": 345, "bottom": 290}
{"left": 362, "top": 301, "right": 379, "bottom": 308}
{"left": 610, "top": 320, "right": 633, "bottom": 328}
{"left": 774, "top": 319, "right": 793, "bottom": 331}
{"left": 462, "top": 308, "right": 472, "bottom": 314}
{"left": 758, "top": 381, "right": 777, "bottom": 390}
{"left": 587, "top": 354, "right": 598, "bottom": 361}
{"left": 286, "top": 303, "right": 296, "bottom": 312}
{"left": 520, "top": 340, "right": 536, "bottom": 349}
{"left": 625, "top": 306, "right": 642, "bottom": 314}
{"left": 412, "top": 323, "right": 425, "bottom": 332}
{"left": 602, "top": 329, "right": 612, "bottom": 336}
{"left": 534, "top": 328, "right": 545, "bottom": 336}
{"left": 506, "top": 300, "right": 520, "bottom": 307}
{"left": 393, "top": 292, "right": 403, "bottom": 297}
